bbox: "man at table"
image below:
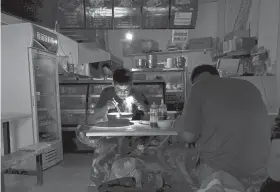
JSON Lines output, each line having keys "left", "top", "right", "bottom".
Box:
{"left": 87, "top": 68, "right": 150, "bottom": 156}
{"left": 169, "top": 64, "right": 271, "bottom": 191}
{"left": 89, "top": 68, "right": 149, "bottom": 122}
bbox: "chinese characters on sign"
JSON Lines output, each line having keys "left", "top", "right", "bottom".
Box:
{"left": 36, "top": 32, "right": 58, "bottom": 45}
{"left": 172, "top": 29, "right": 188, "bottom": 44}
{"left": 33, "top": 25, "right": 58, "bottom": 54}
{"left": 174, "top": 12, "right": 192, "bottom": 26}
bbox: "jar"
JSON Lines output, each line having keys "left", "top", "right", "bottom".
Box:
{"left": 149, "top": 102, "right": 159, "bottom": 128}
{"left": 174, "top": 56, "right": 186, "bottom": 68}
{"left": 252, "top": 55, "right": 267, "bottom": 76}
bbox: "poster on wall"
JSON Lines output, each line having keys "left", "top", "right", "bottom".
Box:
{"left": 58, "top": 0, "right": 85, "bottom": 28}
{"left": 170, "top": 0, "right": 198, "bottom": 29}
{"left": 113, "top": 0, "right": 142, "bottom": 29}
{"left": 142, "top": 0, "right": 170, "bottom": 29}
{"left": 85, "top": 0, "right": 113, "bottom": 29}
{"left": 172, "top": 29, "right": 188, "bottom": 44}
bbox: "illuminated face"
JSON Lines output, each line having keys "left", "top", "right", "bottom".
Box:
{"left": 114, "top": 84, "right": 132, "bottom": 100}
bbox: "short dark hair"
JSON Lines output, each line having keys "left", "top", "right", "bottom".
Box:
{"left": 113, "top": 68, "right": 132, "bottom": 84}
{"left": 191, "top": 64, "right": 219, "bottom": 83}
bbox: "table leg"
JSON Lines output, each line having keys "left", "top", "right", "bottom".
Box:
{"left": 36, "top": 154, "right": 43, "bottom": 185}
{"left": 117, "top": 137, "right": 124, "bottom": 156}
{"left": 3, "top": 122, "right": 11, "bottom": 155}
{"left": 1, "top": 171, "right": 5, "bottom": 192}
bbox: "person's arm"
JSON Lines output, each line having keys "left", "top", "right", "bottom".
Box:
{"left": 173, "top": 84, "right": 202, "bottom": 143}
{"left": 88, "top": 88, "right": 113, "bottom": 124}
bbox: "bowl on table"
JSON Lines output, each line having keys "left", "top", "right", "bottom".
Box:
{"left": 157, "top": 120, "right": 174, "bottom": 129}
{"left": 107, "top": 112, "right": 133, "bottom": 122}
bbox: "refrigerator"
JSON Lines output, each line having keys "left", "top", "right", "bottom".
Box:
{"left": 1, "top": 23, "right": 63, "bottom": 170}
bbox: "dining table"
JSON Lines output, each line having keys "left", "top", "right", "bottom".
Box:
{"left": 80, "top": 120, "right": 178, "bottom": 156}
{"left": 84, "top": 120, "right": 178, "bottom": 137}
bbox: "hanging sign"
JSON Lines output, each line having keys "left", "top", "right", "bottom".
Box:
{"left": 32, "top": 25, "right": 58, "bottom": 54}
{"left": 170, "top": 0, "right": 198, "bottom": 29}
{"left": 172, "top": 29, "right": 189, "bottom": 44}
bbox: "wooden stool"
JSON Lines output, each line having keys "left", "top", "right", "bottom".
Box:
{"left": 1, "top": 142, "right": 50, "bottom": 192}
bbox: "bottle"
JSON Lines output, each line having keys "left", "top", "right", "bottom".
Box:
{"left": 158, "top": 99, "right": 167, "bottom": 120}
{"left": 149, "top": 102, "right": 158, "bottom": 128}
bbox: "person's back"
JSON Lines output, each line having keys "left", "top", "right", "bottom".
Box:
{"left": 196, "top": 77, "right": 271, "bottom": 178}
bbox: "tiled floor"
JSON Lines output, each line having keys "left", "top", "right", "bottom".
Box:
{"left": 4, "top": 153, "right": 96, "bottom": 192}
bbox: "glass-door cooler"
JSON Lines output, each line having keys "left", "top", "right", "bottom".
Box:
{"left": 30, "top": 48, "right": 63, "bottom": 170}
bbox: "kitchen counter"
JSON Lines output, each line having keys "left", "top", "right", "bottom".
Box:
{"left": 1, "top": 113, "right": 31, "bottom": 123}
{"left": 83, "top": 121, "right": 178, "bottom": 137}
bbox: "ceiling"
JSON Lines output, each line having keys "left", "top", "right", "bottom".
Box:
{"left": 2, "top": 0, "right": 217, "bottom": 43}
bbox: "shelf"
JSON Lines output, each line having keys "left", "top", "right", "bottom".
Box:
{"left": 214, "top": 50, "right": 250, "bottom": 59}
{"left": 60, "top": 94, "right": 162, "bottom": 98}
{"left": 62, "top": 127, "right": 78, "bottom": 131}
{"left": 59, "top": 80, "right": 166, "bottom": 85}
{"left": 1, "top": 113, "right": 31, "bottom": 123}
{"left": 38, "top": 108, "right": 48, "bottom": 112}
{"left": 60, "top": 79, "right": 113, "bottom": 84}
{"left": 60, "top": 95, "right": 87, "bottom": 98}
{"left": 131, "top": 68, "right": 185, "bottom": 72}
{"left": 166, "top": 90, "right": 184, "bottom": 93}
{"left": 126, "top": 48, "right": 214, "bottom": 57}
{"left": 39, "top": 120, "right": 54, "bottom": 127}
{"left": 61, "top": 109, "right": 94, "bottom": 113}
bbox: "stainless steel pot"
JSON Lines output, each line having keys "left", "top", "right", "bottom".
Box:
{"left": 147, "top": 54, "right": 157, "bottom": 68}
{"left": 135, "top": 58, "right": 147, "bottom": 68}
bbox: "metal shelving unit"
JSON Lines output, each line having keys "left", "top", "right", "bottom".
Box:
{"left": 126, "top": 48, "right": 214, "bottom": 57}
{"left": 131, "top": 67, "right": 186, "bottom": 111}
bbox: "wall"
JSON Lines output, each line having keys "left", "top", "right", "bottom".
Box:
{"left": 216, "top": 0, "right": 261, "bottom": 38}
{"left": 258, "top": 0, "right": 280, "bottom": 109}
{"left": 78, "top": 42, "right": 111, "bottom": 65}
{"left": 58, "top": 34, "right": 79, "bottom": 65}
{"left": 277, "top": 1, "right": 280, "bottom": 108}
{"left": 107, "top": 1, "right": 218, "bottom": 69}
{"left": 258, "top": 0, "right": 280, "bottom": 68}
{"left": 224, "top": 0, "right": 242, "bottom": 34}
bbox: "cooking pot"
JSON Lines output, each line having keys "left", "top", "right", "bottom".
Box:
{"left": 135, "top": 59, "right": 147, "bottom": 68}
{"left": 147, "top": 54, "right": 157, "bottom": 68}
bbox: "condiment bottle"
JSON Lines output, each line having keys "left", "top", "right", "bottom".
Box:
{"left": 149, "top": 102, "right": 158, "bottom": 128}
{"left": 158, "top": 99, "right": 167, "bottom": 120}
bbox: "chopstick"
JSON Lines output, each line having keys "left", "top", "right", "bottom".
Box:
{"left": 112, "top": 98, "right": 122, "bottom": 116}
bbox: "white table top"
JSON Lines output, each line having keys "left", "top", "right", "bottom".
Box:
{"left": 84, "top": 121, "right": 178, "bottom": 137}
{"left": 1, "top": 113, "right": 31, "bottom": 123}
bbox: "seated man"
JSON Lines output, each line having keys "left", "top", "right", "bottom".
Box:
{"left": 169, "top": 65, "right": 271, "bottom": 191}
{"left": 79, "top": 68, "right": 150, "bottom": 187}
{"left": 86, "top": 68, "right": 150, "bottom": 156}
{"left": 89, "top": 68, "right": 149, "bottom": 123}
